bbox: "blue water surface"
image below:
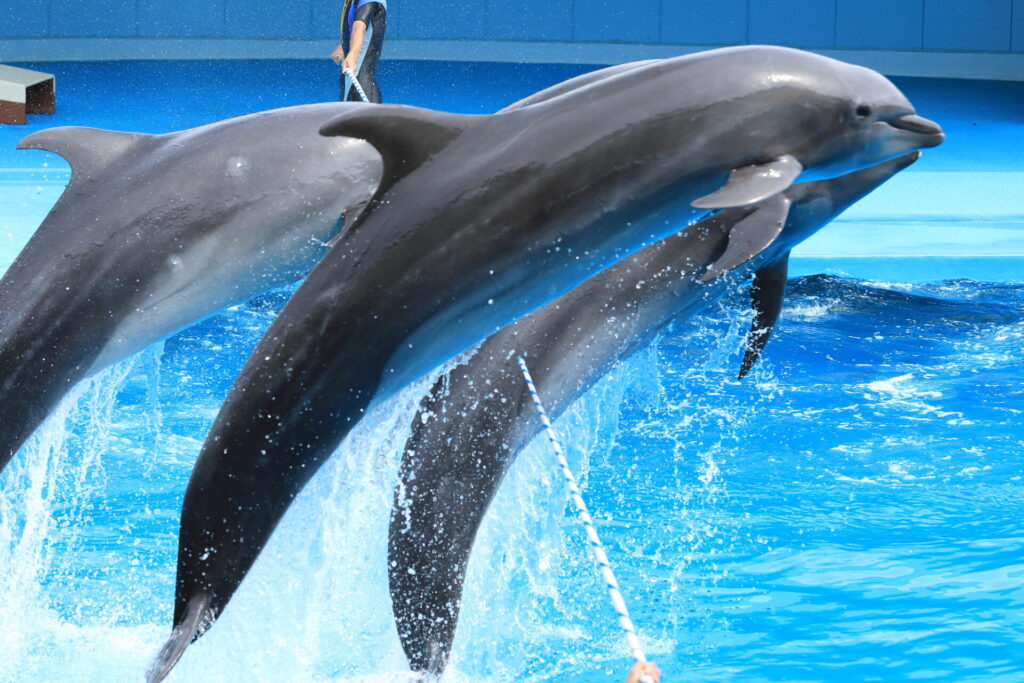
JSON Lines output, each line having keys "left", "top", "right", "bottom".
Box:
{"left": 0, "top": 60, "right": 1022, "bottom": 682}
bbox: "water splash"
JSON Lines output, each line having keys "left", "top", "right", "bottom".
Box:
{"left": 0, "top": 353, "right": 149, "bottom": 679}
{"left": 1, "top": 277, "right": 1023, "bottom": 681}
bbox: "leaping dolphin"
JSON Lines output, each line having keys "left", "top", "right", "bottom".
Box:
{"left": 387, "top": 152, "right": 924, "bottom": 676}
{"left": 0, "top": 103, "right": 382, "bottom": 474}
{"left": 152, "top": 46, "right": 943, "bottom": 680}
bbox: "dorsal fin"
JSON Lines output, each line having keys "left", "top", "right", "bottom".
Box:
{"left": 319, "top": 104, "right": 482, "bottom": 200}
{"left": 17, "top": 126, "right": 154, "bottom": 183}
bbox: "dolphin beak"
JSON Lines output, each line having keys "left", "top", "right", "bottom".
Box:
{"left": 890, "top": 114, "right": 945, "bottom": 147}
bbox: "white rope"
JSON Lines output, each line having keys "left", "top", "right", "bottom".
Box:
{"left": 343, "top": 66, "right": 371, "bottom": 103}
{"left": 516, "top": 357, "right": 655, "bottom": 683}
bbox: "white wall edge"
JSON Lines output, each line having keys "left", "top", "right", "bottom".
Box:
{"left": 1, "top": 38, "right": 1023, "bottom": 81}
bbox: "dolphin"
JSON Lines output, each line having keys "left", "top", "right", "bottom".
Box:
{"left": 0, "top": 103, "right": 382, "bottom": 474}
{"left": 152, "top": 46, "right": 943, "bottom": 680}
{"left": 387, "top": 152, "right": 923, "bottom": 675}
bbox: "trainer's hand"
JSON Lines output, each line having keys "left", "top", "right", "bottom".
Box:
{"left": 626, "top": 661, "right": 661, "bottom": 683}
{"left": 329, "top": 45, "right": 344, "bottom": 65}
{"left": 342, "top": 55, "right": 357, "bottom": 74}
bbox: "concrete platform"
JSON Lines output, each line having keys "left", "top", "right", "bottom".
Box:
{"left": 0, "top": 64, "right": 55, "bottom": 124}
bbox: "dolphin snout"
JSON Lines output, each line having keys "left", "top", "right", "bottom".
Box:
{"left": 890, "top": 114, "right": 945, "bottom": 147}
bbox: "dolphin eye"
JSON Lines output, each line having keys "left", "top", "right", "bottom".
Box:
{"left": 855, "top": 105, "right": 872, "bottom": 119}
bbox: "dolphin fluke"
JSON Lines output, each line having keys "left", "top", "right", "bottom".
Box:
{"left": 738, "top": 254, "right": 790, "bottom": 379}
{"left": 147, "top": 593, "right": 214, "bottom": 683}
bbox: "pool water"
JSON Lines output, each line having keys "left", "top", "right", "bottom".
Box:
{"left": 0, "top": 60, "right": 1022, "bottom": 682}
{"left": 2, "top": 276, "right": 1022, "bottom": 682}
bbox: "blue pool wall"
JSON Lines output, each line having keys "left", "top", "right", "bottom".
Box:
{"left": 1, "top": 0, "right": 1022, "bottom": 51}
{"left": 3, "top": 0, "right": 1024, "bottom": 80}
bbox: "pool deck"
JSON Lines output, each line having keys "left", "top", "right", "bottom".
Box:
{"left": 1, "top": 59, "right": 1021, "bottom": 282}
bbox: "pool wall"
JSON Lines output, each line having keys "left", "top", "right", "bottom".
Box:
{"left": 2, "top": 0, "right": 1024, "bottom": 80}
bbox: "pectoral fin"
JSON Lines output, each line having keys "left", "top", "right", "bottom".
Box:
{"left": 692, "top": 155, "right": 802, "bottom": 209}
{"left": 701, "top": 193, "right": 791, "bottom": 283}
{"left": 738, "top": 253, "right": 790, "bottom": 379}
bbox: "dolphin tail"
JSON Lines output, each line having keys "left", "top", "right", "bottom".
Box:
{"left": 0, "top": 331, "right": 92, "bottom": 473}
{"left": 0, "top": 397, "right": 46, "bottom": 473}
{"left": 146, "top": 593, "right": 214, "bottom": 683}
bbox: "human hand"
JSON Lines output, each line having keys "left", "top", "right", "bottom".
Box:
{"left": 342, "top": 55, "right": 357, "bottom": 74}
{"left": 329, "top": 45, "right": 344, "bottom": 65}
{"left": 626, "top": 661, "right": 661, "bottom": 683}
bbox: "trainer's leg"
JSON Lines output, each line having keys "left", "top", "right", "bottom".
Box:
{"left": 362, "top": 72, "right": 382, "bottom": 103}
